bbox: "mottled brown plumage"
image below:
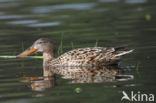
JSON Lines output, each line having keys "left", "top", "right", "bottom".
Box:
{"left": 17, "top": 38, "right": 133, "bottom": 76}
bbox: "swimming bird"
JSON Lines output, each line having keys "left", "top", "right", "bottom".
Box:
{"left": 16, "top": 38, "right": 133, "bottom": 76}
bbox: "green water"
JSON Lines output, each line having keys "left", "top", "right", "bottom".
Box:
{"left": 0, "top": 0, "right": 156, "bottom": 103}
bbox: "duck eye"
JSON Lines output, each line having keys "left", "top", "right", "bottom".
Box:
{"left": 38, "top": 41, "right": 47, "bottom": 44}
{"left": 38, "top": 42, "right": 43, "bottom": 44}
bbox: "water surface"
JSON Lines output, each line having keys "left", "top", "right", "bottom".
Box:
{"left": 0, "top": 0, "right": 156, "bottom": 103}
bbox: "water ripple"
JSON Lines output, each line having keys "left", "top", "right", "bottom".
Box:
{"left": 126, "top": 0, "right": 147, "bottom": 4}
{"left": 32, "top": 3, "right": 96, "bottom": 13}
{"left": 0, "top": 0, "right": 17, "bottom": 2}
{"left": 28, "top": 22, "right": 61, "bottom": 27}
{"left": 8, "top": 20, "right": 38, "bottom": 25}
{"left": 99, "top": 0, "right": 119, "bottom": 3}
{"left": 0, "top": 15, "right": 32, "bottom": 20}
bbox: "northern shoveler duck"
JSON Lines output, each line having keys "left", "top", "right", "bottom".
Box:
{"left": 16, "top": 38, "right": 133, "bottom": 76}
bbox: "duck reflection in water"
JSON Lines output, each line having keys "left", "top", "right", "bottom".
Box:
{"left": 17, "top": 66, "right": 133, "bottom": 91}
{"left": 17, "top": 74, "right": 56, "bottom": 91}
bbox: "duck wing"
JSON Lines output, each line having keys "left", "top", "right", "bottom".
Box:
{"left": 52, "top": 47, "right": 133, "bottom": 66}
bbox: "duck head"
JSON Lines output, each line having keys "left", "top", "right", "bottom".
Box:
{"left": 16, "top": 38, "right": 53, "bottom": 58}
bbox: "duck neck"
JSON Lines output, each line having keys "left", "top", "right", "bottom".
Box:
{"left": 43, "top": 50, "right": 54, "bottom": 77}
{"left": 43, "top": 50, "right": 54, "bottom": 63}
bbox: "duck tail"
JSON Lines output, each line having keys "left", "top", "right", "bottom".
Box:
{"left": 106, "top": 47, "right": 133, "bottom": 65}
{"left": 114, "top": 49, "right": 134, "bottom": 57}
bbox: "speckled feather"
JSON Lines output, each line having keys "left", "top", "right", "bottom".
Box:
{"left": 50, "top": 47, "right": 133, "bottom": 67}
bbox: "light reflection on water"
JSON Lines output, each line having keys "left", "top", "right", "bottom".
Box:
{"left": 99, "top": 0, "right": 147, "bottom": 3}
{"left": 0, "top": 0, "right": 17, "bottom": 2}
{"left": 125, "top": 0, "right": 147, "bottom": 4}
{"left": 99, "top": 0, "right": 119, "bottom": 3}
{"left": 8, "top": 20, "right": 38, "bottom": 25}
{"left": 28, "top": 22, "right": 61, "bottom": 27}
{"left": 8, "top": 20, "right": 61, "bottom": 27}
{"left": 32, "top": 3, "right": 97, "bottom": 13}
{"left": 0, "top": 15, "right": 33, "bottom": 20}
